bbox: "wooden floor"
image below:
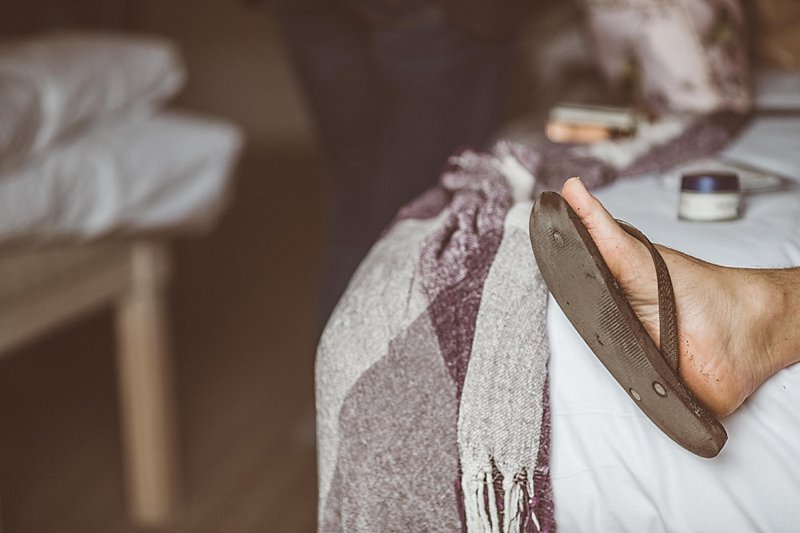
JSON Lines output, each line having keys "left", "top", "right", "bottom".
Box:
{"left": 0, "top": 150, "right": 322, "bottom": 532}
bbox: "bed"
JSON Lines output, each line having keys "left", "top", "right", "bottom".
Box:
{"left": 315, "top": 66, "right": 800, "bottom": 531}
{"left": 548, "top": 88, "right": 800, "bottom": 530}
{"left": 315, "top": 0, "right": 800, "bottom": 527}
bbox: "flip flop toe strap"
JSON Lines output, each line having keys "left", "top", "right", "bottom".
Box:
{"left": 616, "top": 221, "right": 680, "bottom": 372}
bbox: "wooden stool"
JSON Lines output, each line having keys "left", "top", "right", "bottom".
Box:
{"left": 0, "top": 240, "right": 179, "bottom": 528}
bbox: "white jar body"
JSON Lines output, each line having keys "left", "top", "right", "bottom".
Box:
{"left": 678, "top": 191, "right": 740, "bottom": 221}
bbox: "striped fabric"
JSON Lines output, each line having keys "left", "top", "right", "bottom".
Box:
{"left": 316, "top": 111, "right": 745, "bottom": 532}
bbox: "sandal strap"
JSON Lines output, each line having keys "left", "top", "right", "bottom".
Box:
{"left": 616, "top": 221, "right": 679, "bottom": 372}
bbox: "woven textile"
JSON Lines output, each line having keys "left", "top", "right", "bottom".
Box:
{"left": 316, "top": 142, "right": 553, "bottom": 532}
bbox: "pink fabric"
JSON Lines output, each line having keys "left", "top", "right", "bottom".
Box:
{"left": 581, "top": 0, "right": 751, "bottom": 113}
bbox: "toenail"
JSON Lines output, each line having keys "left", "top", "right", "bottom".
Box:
{"left": 553, "top": 231, "right": 564, "bottom": 247}
{"left": 629, "top": 388, "right": 641, "bottom": 401}
{"left": 653, "top": 382, "right": 667, "bottom": 396}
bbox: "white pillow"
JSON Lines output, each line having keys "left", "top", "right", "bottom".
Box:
{"left": 0, "top": 31, "right": 186, "bottom": 169}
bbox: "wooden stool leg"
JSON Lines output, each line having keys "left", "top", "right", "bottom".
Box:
{"left": 114, "top": 241, "right": 179, "bottom": 526}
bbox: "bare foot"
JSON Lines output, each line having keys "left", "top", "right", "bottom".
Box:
{"left": 560, "top": 177, "right": 787, "bottom": 417}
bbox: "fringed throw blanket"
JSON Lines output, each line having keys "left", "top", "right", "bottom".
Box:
{"left": 316, "top": 141, "right": 554, "bottom": 532}
{"left": 316, "top": 113, "right": 746, "bottom": 533}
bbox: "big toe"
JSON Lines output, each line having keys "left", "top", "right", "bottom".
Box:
{"left": 562, "top": 177, "right": 624, "bottom": 245}
{"left": 561, "top": 177, "right": 645, "bottom": 280}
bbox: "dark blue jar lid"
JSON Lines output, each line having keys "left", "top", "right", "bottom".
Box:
{"left": 681, "top": 172, "right": 739, "bottom": 192}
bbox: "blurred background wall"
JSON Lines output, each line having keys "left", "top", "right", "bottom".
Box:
{"left": 132, "top": 1, "right": 315, "bottom": 151}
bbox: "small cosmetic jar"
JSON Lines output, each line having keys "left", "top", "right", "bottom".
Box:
{"left": 679, "top": 172, "right": 741, "bottom": 222}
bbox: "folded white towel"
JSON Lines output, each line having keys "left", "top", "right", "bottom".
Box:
{"left": 0, "top": 111, "right": 243, "bottom": 244}
{"left": 0, "top": 31, "right": 186, "bottom": 169}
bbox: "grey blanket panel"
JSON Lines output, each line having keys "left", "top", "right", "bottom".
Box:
{"left": 321, "top": 311, "right": 461, "bottom": 532}
{"left": 316, "top": 215, "right": 443, "bottom": 510}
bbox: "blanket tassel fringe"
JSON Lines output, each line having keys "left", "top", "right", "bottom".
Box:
{"left": 462, "top": 466, "right": 540, "bottom": 533}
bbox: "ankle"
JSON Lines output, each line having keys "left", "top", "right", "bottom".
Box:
{"left": 762, "top": 269, "right": 800, "bottom": 371}
{"left": 746, "top": 269, "right": 800, "bottom": 375}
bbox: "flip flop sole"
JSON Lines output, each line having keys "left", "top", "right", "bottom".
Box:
{"left": 530, "top": 192, "right": 727, "bottom": 458}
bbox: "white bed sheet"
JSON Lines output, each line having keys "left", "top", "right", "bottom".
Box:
{"left": 0, "top": 110, "right": 243, "bottom": 244}
{"left": 548, "top": 111, "right": 800, "bottom": 531}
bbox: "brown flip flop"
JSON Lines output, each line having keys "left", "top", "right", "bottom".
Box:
{"left": 530, "top": 191, "right": 727, "bottom": 458}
